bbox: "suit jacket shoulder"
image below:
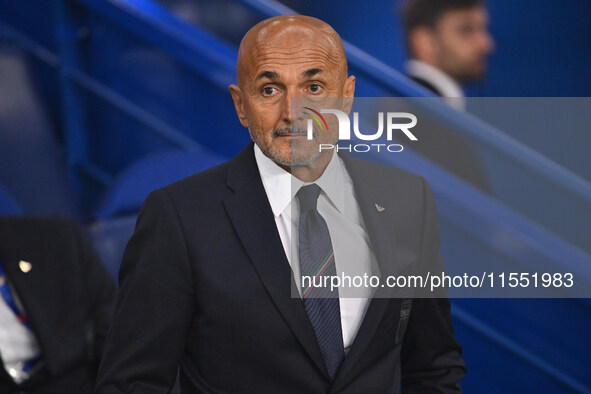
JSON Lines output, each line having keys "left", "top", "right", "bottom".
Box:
{"left": 340, "top": 152, "right": 427, "bottom": 192}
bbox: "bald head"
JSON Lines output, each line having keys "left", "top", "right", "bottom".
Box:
{"left": 236, "top": 15, "right": 348, "bottom": 87}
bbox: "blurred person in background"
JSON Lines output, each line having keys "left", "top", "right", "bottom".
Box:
{"left": 401, "top": 0, "right": 494, "bottom": 110}
{"left": 398, "top": 0, "right": 494, "bottom": 191}
{"left": 0, "top": 216, "right": 115, "bottom": 393}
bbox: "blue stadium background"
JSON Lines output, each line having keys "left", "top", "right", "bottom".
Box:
{"left": 1, "top": 0, "right": 590, "bottom": 392}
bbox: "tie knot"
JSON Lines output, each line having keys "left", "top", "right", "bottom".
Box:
{"left": 297, "top": 184, "right": 321, "bottom": 211}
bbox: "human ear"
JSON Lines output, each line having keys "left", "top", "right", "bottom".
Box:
{"left": 229, "top": 84, "right": 249, "bottom": 127}
{"left": 343, "top": 75, "right": 356, "bottom": 115}
{"left": 410, "top": 27, "right": 437, "bottom": 64}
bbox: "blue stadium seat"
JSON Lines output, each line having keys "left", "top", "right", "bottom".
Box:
{"left": 0, "top": 184, "right": 22, "bottom": 216}
{"left": 94, "top": 148, "right": 227, "bottom": 219}
{"left": 89, "top": 148, "right": 226, "bottom": 280}
{"left": 0, "top": 42, "right": 79, "bottom": 218}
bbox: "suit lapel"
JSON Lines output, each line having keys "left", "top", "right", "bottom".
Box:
{"left": 331, "top": 153, "right": 405, "bottom": 387}
{"left": 222, "top": 143, "right": 330, "bottom": 380}
{"left": 340, "top": 153, "right": 401, "bottom": 280}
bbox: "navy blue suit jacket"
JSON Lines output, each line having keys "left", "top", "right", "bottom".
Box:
{"left": 96, "top": 143, "right": 465, "bottom": 393}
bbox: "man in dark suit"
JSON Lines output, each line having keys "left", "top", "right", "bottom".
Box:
{"left": 399, "top": 0, "right": 494, "bottom": 191}
{"left": 0, "top": 216, "right": 116, "bottom": 393}
{"left": 95, "top": 15, "right": 466, "bottom": 393}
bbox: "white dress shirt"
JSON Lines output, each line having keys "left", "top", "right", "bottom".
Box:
{"left": 254, "top": 145, "right": 378, "bottom": 352}
{"left": 0, "top": 280, "right": 41, "bottom": 383}
{"left": 406, "top": 59, "right": 466, "bottom": 111}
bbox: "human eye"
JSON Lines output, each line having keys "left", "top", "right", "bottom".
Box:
{"left": 306, "top": 84, "right": 324, "bottom": 94}
{"left": 458, "top": 23, "right": 475, "bottom": 37}
{"left": 261, "top": 86, "right": 280, "bottom": 97}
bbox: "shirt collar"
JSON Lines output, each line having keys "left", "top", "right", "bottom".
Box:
{"left": 254, "top": 144, "right": 345, "bottom": 217}
{"left": 406, "top": 59, "right": 466, "bottom": 111}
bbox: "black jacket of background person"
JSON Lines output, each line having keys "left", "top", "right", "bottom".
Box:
{"left": 95, "top": 142, "right": 466, "bottom": 393}
{"left": 409, "top": 75, "right": 489, "bottom": 192}
{"left": 0, "top": 216, "right": 116, "bottom": 393}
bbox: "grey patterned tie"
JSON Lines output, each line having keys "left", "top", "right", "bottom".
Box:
{"left": 297, "top": 184, "right": 345, "bottom": 380}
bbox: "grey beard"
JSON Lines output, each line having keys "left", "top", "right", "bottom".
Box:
{"left": 269, "top": 127, "right": 323, "bottom": 167}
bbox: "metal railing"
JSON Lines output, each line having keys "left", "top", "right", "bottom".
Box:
{"left": 5, "top": 0, "right": 591, "bottom": 208}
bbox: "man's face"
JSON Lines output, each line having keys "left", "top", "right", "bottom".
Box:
{"left": 432, "top": 7, "right": 494, "bottom": 83}
{"left": 230, "top": 22, "right": 355, "bottom": 167}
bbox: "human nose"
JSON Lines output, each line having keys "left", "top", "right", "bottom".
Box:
{"left": 281, "top": 93, "right": 292, "bottom": 123}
